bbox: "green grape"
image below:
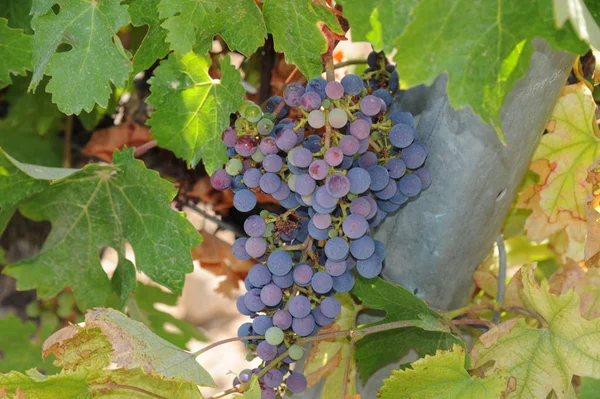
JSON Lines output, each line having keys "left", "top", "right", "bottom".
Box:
{"left": 328, "top": 229, "right": 338, "bottom": 238}
{"left": 322, "top": 99, "right": 331, "bottom": 109}
{"left": 265, "top": 327, "right": 284, "bottom": 345}
{"left": 262, "top": 223, "right": 275, "bottom": 238}
{"left": 288, "top": 344, "right": 304, "bottom": 361}
{"left": 238, "top": 100, "right": 252, "bottom": 115}
{"left": 257, "top": 118, "right": 274, "bottom": 136}
{"left": 234, "top": 118, "right": 244, "bottom": 129}
{"left": 225, "top": 158, "right": 243, "bottom": 176}
{"left": 370, "top": 131, "right": 380, "bottom": 140}
{"left": 244, "top": 104, "right": 262, "bottom": 123}
{"left": 251, "top": 150, "right": 265, "bottom": 162}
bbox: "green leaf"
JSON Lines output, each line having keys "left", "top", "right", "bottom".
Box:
{"left": 554, "top": 0, "right": 600, "bottom": 49}
{"left": 83, "top": 308, "right": 214, "bottom": 386}
{"left": 472, "top": 265, "right": 600, "bottom": 399}
{"left": 131, "top": 283, "right": 207, "bottom": 350}
{"left": 342, "top": 0, "right": 417, "bottom": 53}
{"left": 379, "top": 345, "right": 507, "bottom": 399}
{"left": 580, "top": 377, "right": 600, "bottom": 399}
{"left": 0, "top": 0, "right": 33, "bottom": 34}
{"left": 0, "top": 369, "right": 92, "bottom": 398}
{"left": 0, "top": 77, "right": 64, "bottom": 167}
{"left": 158, "top": 0, "right": 266, "bottom": 56}
{"left": 393, "top": 0, "right": 588, "bottom": 140}
{"left": 147, "top": 53, "right": 244, "bottom": 172}
{"left": 42, "top": 327, "right": 113, "bottom": 371}
{"left": 29, "top": 0, "right": 131, "bottom": 114}
{"left": 352, "top": 277, "right": 462, "bottom": 383}
{"left": 127, "top": 0, "right": 170, "bottom": 75}
{"left": 112, "top": 257, "right": 137, "bottom": 309}
{"left": 0, "top": 18, "right": 32, "bottom": 88}
{"left": 263, "top": 0, "right": 344, "bottom": 79}
{"left": 0, "top": 315, "right": 59, "bottom": 373}
{"left": 4, "top": 148, "right": 202, "bottom": 310}
{"left": 242, "top": 376, "right": 261, "bottom": 399}
{"left": 77, "top": 90, "right": 118, "bottom": 132}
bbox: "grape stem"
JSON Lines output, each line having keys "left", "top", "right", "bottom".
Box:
{"left": 333, "top": 59, "right": 368, "bottom": 69}
{"left": 193, "top": 335, "right": 264, "bottom": 357}
{"left": 134, "top": 140, "right": 158, "bottom": 157}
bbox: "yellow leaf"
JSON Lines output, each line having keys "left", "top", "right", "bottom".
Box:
{"left": 549, "top": 259, "right": 600, "bottom": 320}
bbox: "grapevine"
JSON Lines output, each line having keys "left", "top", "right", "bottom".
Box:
{"left": 210, "top": 52, "right": 430, "bottom": 397}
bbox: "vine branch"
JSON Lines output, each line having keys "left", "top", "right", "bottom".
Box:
{"left": 334, "top": 59, "right": 368, "bottom": 69}
{"left": 193, "top": 335, "right": 264, "bottom": 357}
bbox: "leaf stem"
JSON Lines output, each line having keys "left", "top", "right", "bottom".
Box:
{"left": 193, "top": 335, "right": 264, "bottom": 357}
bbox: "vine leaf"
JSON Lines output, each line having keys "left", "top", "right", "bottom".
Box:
{"left": 548, "top": 259, "right": 600, "bottom": 320}
{"left": 393, "top": 0, "right": 588, "bottom": 141}
{"left": 3, "top": 148, "right": 202, "bottom": 310}
{"left": 0, "top": 314, "right": 59, "bottom": 374}
{"left": 342, "top": 0, "right": 417, "bottom": 53}
{"left": 243, "top": 376, "right": 261, "bottom": 398}
{"left": 517, "top": 83, "right": 600, "bottom": 248}
{"left": 0, "top": 18, "right": 31, "bottom": 88}
{"left": 44, "top": 308, "right": 215, "bottom": 387}
{"left": 304, "top": 294, "right": 359, "bottom": 396}
{"left": 0, "top": 0, "right": 33, "bottom": 34}
{"left": 29, "top": 0, "right": 131, "bottom": 114}
{"left": 147, "top": 52, "right": 244, "bottom": 173}
{"left": 158, "top": 0, "right": 266, "bottom": 56}
{"left": 0, "top": 76, "right": 64, "bottom": 167}
{"left": 263, "top": 0, "right": 344, "bottom": 79}
{"left": 127, "top": 0, "right": 170, "bottom": 76}
{"left": 379, "top": 345, "right": 508, "bottom": 399}
{"left": 472, "top": 264, "right": 600, "bottom": 399}
{"left": 580, "top": 377, "right": 600, "bottom": 399}
{"left": 554, "top": 0, "right": 600, "bottom": 48}
{"left": 352, "top": 277, "right": 462, "bottom": 383}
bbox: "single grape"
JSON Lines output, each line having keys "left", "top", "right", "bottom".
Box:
{"left": 252, "top": 315, "right": 273, "bottom": 335}
{"left": 312, "top": 271, "right": 333, "bottom": 294}
{"left": 280, "top": 192, "right": 300, "bottom": 209}
{"left": 308, "top": 110, "right": 326, "bottom": 129}
{"left": 307, "top": 219, "right": 331, "bottom": 240}
{"left": 309, "top": 159, "right": 329, "bottom": 180}
{"left": 295, "top": 174, "right": 316, "bottom": 196}
{"left": 349, "top": 197, "right": 372, "bottom": 218}
{"left": 320, "top": 297, "right": 341, "bottom": 318}
{"left": 260, "top": 136, "right": 278, "bottom": 154}
{"left": 389, "top": 109, "right": 414, "bottom": 127}
{"left": 377, "top": 199, "right": 400, "bottom": 213}
{"left": 231, "top": 175, "right": 246, "bottom": 192}
{"left": 288, "top": 344, "right": 304, "bottom": 361}
{"left": 263, "top": 369, "right": 284, "bottom": 389}
{"left": 233, "top": 189, "right": 256, "bottom": 212}
{"left": 286, "top": 373, "right": 308, "bottom": 393}
{"left": 347, "top": 167, "right": 371, "bottom": 194}
{"left": 398, "top": 173, "right": 422, "bottom": 197}
{"left": 265, "top": 327, "right": 284, "bottom": 346}
{"left": 248, "top": 263, "right": 272, "bottom": 287}
{"left": 225, "top": 158, "right": 243, "bottom": 176}
{"left": 360, "top": 95, "right": 382, "bottom": 116}
{"left": 340, "top": 135, "right": 359, "bottom": 156}
{"left": 276, "top": 128, "right": 298, "bottom": 151}
{"left": 306, "top": 78, "right": 327, "bottom": 99}
{"left": 312, "top": 305, "right": 334, "bottom": 327}
{"left": 329, "top": 108, "right": 348, "bottom": 128}
{"left": 263, "top": 154, "right": 283, "bottom": 173}
{"left": 290, "top": 147, "right": 313, "bottom": 168}
{"left": 325, "top": 81, "right": 344, "bottom": 99}
{"left": 315, "top": 186, "right": 338, "bottom": 208}
{"left": 332, "top": 271, "right": 355, "bottom": 292}
{"left": 373, "top": 88, "right": 393, "bottom": 107}
{"left": 245, "top": 237, "right": 267, "bottom": 258}
{"left": 350, "top": 235, "right": 375, "bottom": 260}
{"left": 257, "top": 341, "right": 278, "bottom": 361}
{"left": 272, "top": 271, "right": 294, "bottom": 289}
{"left": 288, "top": 295, "right": 311, "bottom": 318}
{"left": 341, "top": 74, "right": 364, "bottom": 95}
{"left": 342, "top": 214, "right": 369, "bottom": 239}
{"left": 375, "top": 179, "right": 398, "bottom": 200}
{"left": 385, "top": 158, "right": 406, "bottom": 179}
{"left": 244, "top": 215, "right": 266, "bottom": 237}
{"left": 257, "top": 118, "right": 274, "bottom": 136}
{"left": 349, "top": 119, "right": 371, "bottom": 140}
{"left": 244, "top": 103, "right": 263, "bottom": 123}
{"left": 325, "top": 259, "right": 346, "bottom": 276}
{"left": 413, "top": 166, "right": 432, "bottom": 189}
{"left": 300, "top": 91, "right": 322, "bottom": 111}
{"left": 364, "top": 196, "right": 379, "bottom": 219}
{"left": 233, "top": 237, "right": 251, "bottom": 260}
{"left": 267, "top": 250, "right": 293, "bottom": 276}
{"left": 324, "top": 147, "right": 343, "bottom": 167}
{"left": 358, "top": 152, "right": 378, "bottom": 169}
{"left": 367, "top": 165, "right": 390, "bottom": 191}
{"left": 237, "top": 322, "right": 253, "bottom": 343}
{"left": 325, "top": 237, "right": 349, "bottom": 261}
{"left": 210, "top": 169, "right": 232, "bottom": 191}
{"left": 325, "top": 174, "right": 350, "bottom": 198}
{"left": 293, "top": 263, "right": 314, "bottom": 286}
{"left": 236, "top": 294, "right": 253, "bottom": 316}
{"left": 222, "top": 127, "right": 237, "bottom": 147}
{"left": 312, "top": 213, "right": 332, "bottom": 229}
{"left": 272, "top": 180, "right": 291, "bottom": 201}
{"left": 260, "top": 387, "right": 276, "bottom": 399}
{"left": 283, "top": 82, "right": 305, "bottom": 106}
{"left": 291, "top": 314, "right": 316, "bottom": 336}
{"left": 260, "top": 172, "right": 282, "bottom": 194}
{"left": 389, "top": 123, "right": 415, "bottom": 149}
{"left": 260, "top": 283, "right": 283, "bottom": 307}
{"left": 265, "top": 95, "right": 288, "bottom": 119}
{"left": 390, "top": 190, "right": 409, "bottom": 206}
{"left": 273, "top": 310, "right": 293, "bottom": 330}
{"left": 357, "top": 254, "right": 383, "bottom": 278}
{"left": 244, "top": 288, "right": 265, "bottom": 312}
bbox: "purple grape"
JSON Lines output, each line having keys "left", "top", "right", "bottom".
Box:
{"left": 349, "top": 119, "right": 371, "bottom": 140}
{"left": 248, "top": 264, "right": 272, "bottom": 287}
{"left": 375, "top": 179, "right": 398, "bottom": 200}
{"left": 398, "top": 174, "right": 422, "bottom": 197}
{"left": 389, "top": 124, "right": 415, "bottom": 149}
{"left": 350, "top": 235, "right": 375, "bottom": 260}
{"left": 332, "top": 271, "right": 355, "bottom": 292}
{"left": 280, "top": 192, "right": 300, "bottom": 209}
{"left": 295, "top": 174, "right": 316, "bottom": 196}
{"left": 237, "top": 322, "right": 253, "bottom": 343}
{"left": 373, "top": 88, "right": 393, "bottom": 107}
{"left": 308, "top": 159, "right": 328, "bottom": 181}
{"left": 413, "top": 166, "right": 432, "bottom": 189}
{"left": 340, "top": 155, "right": 354, "bottom": 170}
{"left": 283, "top": 83, "right": 305, "bottom": 106}
{"left": 385, "top": 158, "right": 406, "bottom": 179}
{"left": 350, "top": 197, "right": 372, "bottom": 218}
{"left": 233, "top": 238, "right": 251, "bottom": 260}
{"left": 365, "top": 196, "right": 379, "bottom": 219}
{"left": 357, "top": 254, "right": 383, "bottom": 278}
{"left": 340, "top": 135, "right": 359, "bottom": 156}
{"left": 210, "top": 169, "right": 232, "bottom": 191}
{"left": 358, "top": 152, "right": 378, "bottom": 168}
{"left": 260, "top": 283, "right": 283, "bottom": 307}
{"left": 300, "top": 91, "right": 322, "bottom": 111}
{"left": 312, "top": 305, "right": 334, "bottom": 327}
{"left": 286, "top": 373, "right": 307, "bottom": 393}
{"left": 325, "top": 259, "right": 346, "bottom": 276}
{"left": 273, "top": 310, "right": 293, "bottom": 329}
{"left": 275, "top": 128, "right": 298, "bottom": 151}
{"left": 290, "top": 147, "right": 312, "bottom": 168}
{"left": 389, "top": 109, "right": 414, "bottom": 126}
{"left": 325, "top": 147, "right": 343, "bottom": 166}
{"left": 235, "top": 136, "right": 257, "bottom": 156}
{"left": 315, "top": 186, "right": 338, "bottom": 208}
{"left": 233, "top": 189, "right": 256, "bottom": 212}
{"left": 360, "top": 95, "right": 381, "bottom": 116}
{"left": 367, "top": 165, "right": 389, "bottom": 191}
{"left": 312, "top": 213, "right": 331, "bottom": 229}
{"left": 292, "top": 314, "right": 316, "bottom": 336}
{"left": 244, "top": 215, "right": 266, "bottom": 237}
{"left": 377, "top": 199, "right": 401, "bottom": 213}
{"left": 391, "top": 189, "right": 408, "bottom": 205}
{"left": 265, "top": 95, "right": 288, "bottom": 119}
{"left": 267, "top": 250, "right": 293, "bottom": 276}
{"left": 288, "top": 295, "right": 311, "bottom": 318}
{"left": 244, "top": 288, "right": 265, "bottom": 312}
{"left": 325, "top": 81, "right": 344, "bottom": 99}
{"left": 260, "top": 137, "right": 278, "bottom": 154}
{"left": 257, "top": 341, "right": 278, "bottom": 361}
{"left": 243, "top": 168, "right": 262, "bottom": 188}
{"left": 342, "top": 214, "right": 368, "bottom": 239}
{"left": 325, "top": 237, "right": 349, "bottom": 261}
{"left": 305, "top": 78, "right": 327, "bottom": 99}
{"left": 308, "top": 219, "right": 331, "bottom": 240}
{"left": 252, "top": 315, "right": 273, "bottom": 335}
{"left": 401, "top": 141, "right": 428, "bottom": 169}
{"left": 389, "top": 70, "right": 399, "bottom": 92}
{"left": 312, "top": 271, "right": 333, "bottom": 294}
{"left": 263, "top": 369, "right": 283, "bottom": 388}
{"left": 272, "top": 180, "right": 291, "bottom": 200}
{"left": 325, "top": 174, "right": 350, "bottom": 198}
{"left": 341, "top": 74, "right": 364, "bottom": 95}
{"left": 272, "top": 271, "right": 294, "bottom": 289}
{"left": 347, "top": 167, "right": 371, "bottom": 194}
{"left": 236, "top": 294, "right": 253, "bottom": 316}
{"left": 263, "top": 154, "right": 283, "bottom": 173}
{"left": 293, "top": 263, "right": 314, "bottom": 286}
{"left": 358, "top": 138, "right": 369, "bottom": 154}
{"left": 260, "top": 173, "right": 282, "bottom": 194}
{"left": 320, "top": 297, "right": 341, "bottom": 318}
{"left": 222, "top": 127, "right": 237, "bottom": 147}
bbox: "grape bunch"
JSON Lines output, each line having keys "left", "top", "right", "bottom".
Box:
{"left": 210, "top": 61, "right": 430, "bottom": 398}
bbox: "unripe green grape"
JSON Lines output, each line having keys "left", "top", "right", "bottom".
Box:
{"left": 234, "top": 118, "right": 244, "bottom": 129}
{"left": 322, "top": 99, "right": 331, "bottom": 109}
{"left": 251, "top": 150, "right": 265, "bottom": 162}
{"left": 265, "top": 327, "right": 284, "bottom": 345}
{"left": 244, "top": 104, "right": 262, "bottom": 123}
{"left": 257, "top": 118, "right": 274, "bottom": 135}
{"left": 238, "top": 100, "right": 252, "bottom": 115}
{"left": 262, "top": 223, "right": 274, "bottom": 238}
{"left": 225, "top": 158, "right": 243, "bottom": 176}
{"left": 328, "top": 229, "right": 338, "bottom": 238}
{"left": 370, "top": 131, "right": 380, "bottom": 140}
{"left": 288, "top": 344, "right": 304, "bottom": 361}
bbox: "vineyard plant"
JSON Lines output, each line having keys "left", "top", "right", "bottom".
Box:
{"left": 3, "top": 1, "right": 600, "bottom": 398}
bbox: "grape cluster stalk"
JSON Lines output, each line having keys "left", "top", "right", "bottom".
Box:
{"left": 210, "top": 52, "right": 430, "bottom": 398}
